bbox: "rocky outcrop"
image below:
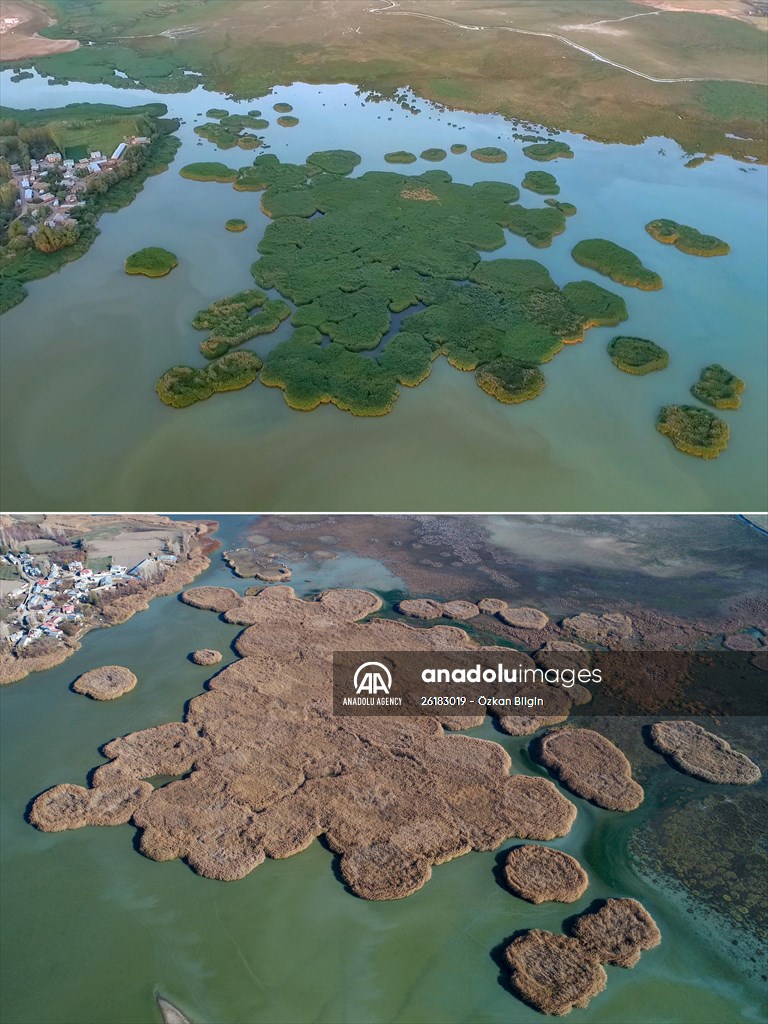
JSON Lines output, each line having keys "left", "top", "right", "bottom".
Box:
{"left": 569, "top": 898, "right": 661, "bottom": 967}
{"left": 29, "top": 587, "right": 577, "bottom": 893}
{"left": 498, "top": 606, "right": 549, "bottom": 629}
{"left": 72, "top": 665, "right": 137, "bottom": 700}
{"left": 180, "top": 586, "right": 242, "bottom": 613}
{"left": 503, "top": 845, "right": 588, "bottom": 904}
{"left": 191, "top": 649, "right": 222, "bottom": 666}
{"left": 650, "top": 721, "right": 761, "bottom": 784}
{"left": 503, "top": 931, "right": 607, "bottom": 1016}
{"left": 535, "top": 728, "right": 644, "bottom": 810}
{"left": 478, "top": 598, "right": 508, "bottom": 614}
{"left": 562, "top": 612, "right": 633, "bottom": 645}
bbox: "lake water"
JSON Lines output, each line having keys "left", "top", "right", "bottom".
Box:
{"left": 0, "top": 516, "right": 765, "bottom": 1024}
{"left": 0, "top": 76, "right": 766, "bottom": 512}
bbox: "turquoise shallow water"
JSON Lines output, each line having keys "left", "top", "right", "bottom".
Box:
{"left": 0, "top": 76, "right": 766, "bottom": 511}
{"left": 1, "top": 517, "right": 766, "bottom": 1024}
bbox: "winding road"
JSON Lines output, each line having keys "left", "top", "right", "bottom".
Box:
{"left": 368, "top": 0, "right": 764, "bottom": 86}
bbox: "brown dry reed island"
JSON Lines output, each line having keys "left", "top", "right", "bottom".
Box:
{"left": 71, "top": 665, "right": 137, "bottom": 700}
{"left": 503, "top": 898, "right": 660, "bottom": 1015}
{"left": 650, "top": 721, "right": 761, "bottom": 784}
{"left": 30, "top": 585, "right": 582, "bottom": 892}
{"left": 503, "top": 845, "right": 589, "bottom": 904}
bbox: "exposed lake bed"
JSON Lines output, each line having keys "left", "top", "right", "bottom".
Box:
{"left": 0, "top": 75, "right": 766, "bottom": 510}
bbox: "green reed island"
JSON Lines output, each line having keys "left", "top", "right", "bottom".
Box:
{"left": 160, "top": 151, "right": 632, "bottom": 416}
{"left": 545, "top": 198, "right": 577, "bottom": 216}
{"left": 608, "top": 336, "right": 669, "bottom": 374}
{"left": 194, "top": 111, "right": 268, "bottom": 150}
{"left": 306, "top": 150, "right": 361, "bottom": 175}
{"left": 571, "top": 239, "right": 663, "bottom": 290}
{"left": 522, "top": 171, "right": 559, "bottom": 195}
{"left": 523, "top": 139, "right": 574, "bottom": 161}
{"left": 192, "top": 288, "right": 290, "bottom": 359}
{"left": 124, "top": 246, "right": 177, "bottom": 277}
{"left": 476, "top": 358, "right": 546, "bottom": 403}
{"left": 277, "top": 115, "right": 299, "bottom": 127}
{"left": 450, "top": 144, "right": 467, "bottom": 154}
{"left": 690, "top": 364, "right": 745, "bottom": 409}
{"left": 657, "top": 405, "right": 730, "bottom": 458}
{"left": 179, "top": 162, "right": 238, "bottom": 182}
{"left": 645, "top": 219, "right": 731, "bottom": 256}
{"left": 156, "top": 351, "right": 263, "bottom": 408}
{"left": 470, "top": 147, "right": 507, "bottom": 163}
{"left": 421, "top": 148, "right": 447, "bottom": 161}
{"left": 384, "top": 151, "right": 417, "bottom": 164}
{"left": 225, "top": 219, "right": 248, "bottom": 232}
{"left": 273, "top": 103, "right": 293, "bottom": 113}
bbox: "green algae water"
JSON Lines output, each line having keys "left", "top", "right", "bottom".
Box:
{"left": 1, "top": 518, "right": 765, "bottom": 1024}
{"left": 0, "top": 77, "right": 766, "bottom": 511}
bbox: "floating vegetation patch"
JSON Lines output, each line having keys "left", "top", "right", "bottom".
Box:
{"left": 690, "top": 364, "right": 745, "bottom": 409}
{"left": 522, "top": 170, "right": 559, "bottom": 195}
{"left": 273, "top": 102, "right": 293, "bottom": 113}
{"left": 421, "top": 148, "right": 447, "bottom": 161}
{"left": 450, "top": 143, "right": 467, "bottom": 154}
{"left": 124, "top": 247, "right": 178, "bottom": 277}
{"left": 608, "top": 336, "right": 669, "bottom": 374}
{"left": 471, "top": 146, "right": 507, "bottom": 163}
{"left": 205, "top": 107, "right": 229, "bottom": 119}
{"left": 572, "top": 239, "right": 663, "bottom": 290}
{"left": 179, "top": 162, "right": 238, "bottom": 182}
{"left": 277, "top": 115, "right": 299, "bottom": 127}
{"left": 161, "top": 152, "right": 630, "bottom": 415}
{"left": 684, "top": 156, "right": 712, "bottom": 169}
{"left": 194, "top": 111, "right": 268, "bottom": 149}
{"left": 192, "top": 288, "right": 291, "bottom": 359}
{"left": 307, "top": 150, "right": 361, "bottom": 175}
{"left": 384, "top": 150, "right": 417, "bottom": 163}
{"left": 476, "top": 359, "right": 546, "bottom": 403}
{"left": 225, "top": 218, "right": 248, "bottom": 232}
{"left": 156, "top": 352, "right": 263, "bottom": 408}
{"left": 657, "top": 405, "right": 729, "bottom": 458}
{"left": 545, "top": 198, "right": 577, "bottom": 216}
{"left": 523, "top": 139, "right": 574, "bottom": 162}
{"left": 646, "top": 219, "right": 730, "bottom": 256}
{"left": 505, "top": 205, "right": 568, "bottom": 248}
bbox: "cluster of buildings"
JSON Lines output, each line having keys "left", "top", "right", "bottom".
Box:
{"left": 10, "top": 135, "right": 151, "bottom": 221}
{"left": 0, "top": 549, "right": 177, "bottom": 650}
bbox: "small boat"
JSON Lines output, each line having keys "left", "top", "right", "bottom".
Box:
{"left": 156, "top": 993, "right": 192, "bottom": 1024}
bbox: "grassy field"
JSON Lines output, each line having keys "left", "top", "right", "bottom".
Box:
{"left": 3, "top": 1, "right": 766, "bottom": 161}
{"left": 0, "top": 101, "right": 166, "bottom": 158}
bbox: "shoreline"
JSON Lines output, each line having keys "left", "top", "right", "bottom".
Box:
{"left": 0, "top": 519, "right": 220, "bottom": 685}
